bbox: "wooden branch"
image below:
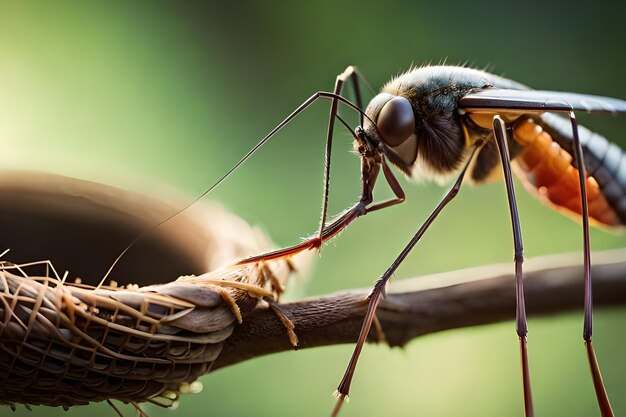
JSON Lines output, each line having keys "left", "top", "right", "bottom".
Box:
{"left": 212, "top": 250, "right": 626, "bottom": 371}
{"left": 2, "top": 171, "right": 625, "bottom": 380}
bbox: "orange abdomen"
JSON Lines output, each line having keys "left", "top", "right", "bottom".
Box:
{"left": 513, "top": 118, "right": 622, "bottom": 228}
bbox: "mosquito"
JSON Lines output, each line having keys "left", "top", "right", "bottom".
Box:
{"left": 107, "top": 64, "right": 626, "bottom": 417}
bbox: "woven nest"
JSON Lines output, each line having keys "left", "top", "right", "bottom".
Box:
{"left": 0, "top": 172, "right": 302, "bottom": 413}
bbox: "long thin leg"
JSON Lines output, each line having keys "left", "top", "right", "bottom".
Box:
{"left": 492, "top": 116, "right": 533, "bottom": 417}
{"left": 238, "top": 154, "right": 405, "bottom": 265}
{"left": 100, "top": 91, "right": 369, "bottom": 285}
{"left": 350, "top": 68, "right": 365, "bottom": 127}
{"left": 319, "top": 66, "right": 364, "bottom": 244}
{"left": 568, "top": 111, "right": 614, "bottom": 417}
{"left": 366, "top": 157, "right": 405, "bottom": 213}
{"left": 331, "top": 146, "right": 479, "bottom": 417}
{"left": 130, "top": 401, "right": 148, "bottom": 417}
{"left": 240, "top": 156, "right": 405, "bottom": 265}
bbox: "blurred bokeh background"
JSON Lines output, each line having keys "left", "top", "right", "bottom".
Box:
{"left": 1, "top": 1, "right": 625, "bottom": 416}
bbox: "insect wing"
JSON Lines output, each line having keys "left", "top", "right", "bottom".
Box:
{"left": 459, "top": 88, "right": 626, "bottom": 115}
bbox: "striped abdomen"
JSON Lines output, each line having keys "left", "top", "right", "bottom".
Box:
{"left": 512, "top": 114, "right": 626, "bottom": 227}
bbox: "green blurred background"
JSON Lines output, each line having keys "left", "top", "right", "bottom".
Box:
{"left": 1, "top": 1, "right": 625, "bottom": 416}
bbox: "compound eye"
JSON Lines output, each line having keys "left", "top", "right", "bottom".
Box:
{"left": 377, "top": 96, "right": 415, "bottom": 147}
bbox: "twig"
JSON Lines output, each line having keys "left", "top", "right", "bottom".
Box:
{"left": 212, "top": 249, "right": 626, "bottom": 371}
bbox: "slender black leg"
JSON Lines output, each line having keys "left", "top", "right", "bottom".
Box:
{"left": 319, "top": 66, "right": 364, "bottom": 244}
{"left": 330, "top": 146, "right": 479, "bottom": 417}
{"left": 568, "top": 111, "right": 614, "bottom": 417}
{"left": 106, "top": 400, "right": 123, "bottom": 417}
{"left": 492, "top": 116, "right": 533, "bottom": 417}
